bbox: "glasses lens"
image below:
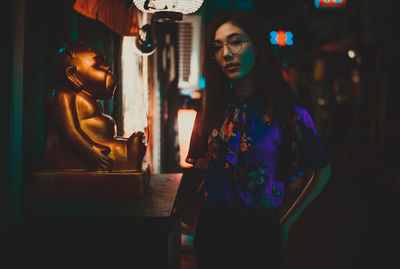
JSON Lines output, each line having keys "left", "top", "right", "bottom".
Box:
{"left": 227, "top": 37, "right": 243, "bottom": 54}
{"left": 210, "top": 44, "right": 222, "bottom": 59}
{"left": 210, "top": 37, "right": 247, "bottom": 58}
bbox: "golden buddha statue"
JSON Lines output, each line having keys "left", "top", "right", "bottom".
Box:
{"left": 44, "top": 41, "right": 146, "bottom": 172}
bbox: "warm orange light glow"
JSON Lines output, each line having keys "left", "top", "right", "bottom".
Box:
{"left": 191, "top": 90, "right": 202, "bottom": 99}
{"left": 277, "top": 31, "right": 286, "bottom": 46}
{"left": 282, "top": 69, "right": 288, "bottom": 81}
{"left": 317, "top": 0, "right": 346, "bottom": 8}
{"left": 177, "top": 109, "right": 197, "bottom": 168}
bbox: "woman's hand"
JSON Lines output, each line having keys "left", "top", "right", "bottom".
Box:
{"left": 280, "top": 220, "right": 293, "bottom": 254}
{"left": 278, "top": 165, "right": 331, "bottom": 257}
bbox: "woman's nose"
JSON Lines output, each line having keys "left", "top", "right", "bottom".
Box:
{"left": 223, "top": 46, "right": 233, "bottom": 60}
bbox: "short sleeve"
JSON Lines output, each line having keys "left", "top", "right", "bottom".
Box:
{"left": 293, "top": 105, "right": 329, "bottom": 170}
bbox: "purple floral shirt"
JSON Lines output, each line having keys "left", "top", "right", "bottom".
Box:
{"left": 188, "top": 95, "right": 328, "bottom": 210}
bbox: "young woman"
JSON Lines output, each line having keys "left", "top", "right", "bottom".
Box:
{"left": 186, "top": 10, "right": 331, "bottom": 269}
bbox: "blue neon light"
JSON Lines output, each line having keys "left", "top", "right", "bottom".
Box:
{"left": 270, "top": 31, "right": 278, "bottom": 45}
{"left": 269, "top": 31, "right": 293, "bottom": 46}
{"left": 285, "top": 31, "right": 293, "bottom": 46}
{"left": 199, "top": 76, "right": 206, "bottom": 89}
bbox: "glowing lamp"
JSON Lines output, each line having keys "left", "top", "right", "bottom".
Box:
{"left": 133, "top": 0, "right": 204, "bottom": 22}
{"left": 270, "top": 31, "right": 293, "bottom": 46}
{"left": 177, "top": 109, "right": 197, "bottom": 168}
{"left": 348, "top": 49, "right": 356, "bottom": 59}
{"left": 315, "top": 0, "right": 346, "bottom": 9}
{"left": 133, "top": 24, "right": 157, "bottom": 56}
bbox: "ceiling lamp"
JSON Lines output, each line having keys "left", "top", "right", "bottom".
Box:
{"left": 134, "top": 24, "right": 157, "bottom": 56}
{"left": 133, "top": 0, "right": 204, "bottom": 22}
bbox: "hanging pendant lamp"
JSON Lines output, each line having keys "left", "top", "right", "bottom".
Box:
{"left": 133, "top": 0, "right": 204, "bottom": 22}
{"left": 134, "top": 24, "right": 157, "bottom": 56}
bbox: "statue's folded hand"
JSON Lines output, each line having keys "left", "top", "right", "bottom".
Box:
{"left": 90, "top": 144, "right": 114, "bottom": 171}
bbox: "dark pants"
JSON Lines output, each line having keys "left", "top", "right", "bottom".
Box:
{"left": 194, "top": 201, "right": 283, "bottom": 269}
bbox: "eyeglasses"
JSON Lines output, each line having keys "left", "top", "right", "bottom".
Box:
{"left": 210, "top": 36, "right": 251, "bottom": 59}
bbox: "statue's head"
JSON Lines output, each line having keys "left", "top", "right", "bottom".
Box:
{"left": 52, "top": 41, "right": 116, "bottom": 99}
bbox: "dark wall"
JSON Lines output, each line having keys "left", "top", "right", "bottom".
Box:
{"left": 154, "top": 22, "right": 181, "bottom": 173}
{"left": 360, "top": 0, "right": 400, "bottom": 166}
{"left": 6, "top": 2, "right": 17, "bottom": 268}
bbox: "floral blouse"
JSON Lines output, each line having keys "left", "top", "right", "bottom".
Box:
{"left": 187, "top": 95, "right": 328, "bottom": 210}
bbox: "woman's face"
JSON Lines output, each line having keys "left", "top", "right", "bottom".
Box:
{"left": 212, "top": 22, "right": 255, "bottom": 80}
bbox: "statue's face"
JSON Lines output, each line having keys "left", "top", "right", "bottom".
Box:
{"left": 72, "top": 47, "right": 116, "bottom": 99}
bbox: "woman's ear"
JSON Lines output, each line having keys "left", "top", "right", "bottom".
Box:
{"left": 66, "top": 65, "right": 84, "bottom": 88}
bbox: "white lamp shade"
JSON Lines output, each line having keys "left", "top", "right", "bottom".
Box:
{"left": 133, "top": 0, "right": 204, "bottom": 15}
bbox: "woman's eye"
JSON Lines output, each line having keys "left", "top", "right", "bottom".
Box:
{"left": 230, "top": 40, "right": 242, "bottom": 46}
{"left": 211, "top": 45, "right": 223, "bottom": 52}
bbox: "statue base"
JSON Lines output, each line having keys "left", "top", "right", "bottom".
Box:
{"left": 24, "top": 173, "right": 183, "bottom": 268}
{"left": 32, "top": 169, "right": 150, "bottom": 197}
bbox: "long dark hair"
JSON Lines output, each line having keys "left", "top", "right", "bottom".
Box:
{"left": 187, "top": 9, "right": 300, "bottom": 161}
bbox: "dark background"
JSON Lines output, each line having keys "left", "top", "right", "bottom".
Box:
{"left": 7, "top": 0, "right": 400, "bottom": 268}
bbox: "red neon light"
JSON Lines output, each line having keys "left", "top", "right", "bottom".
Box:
{"left": 277, "top": 31, "right": 286, "bottom": 46}
{"left": 319, "top": 0, "right": 346, "bottom": 8}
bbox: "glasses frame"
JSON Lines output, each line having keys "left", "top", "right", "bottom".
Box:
{"left": 210, "top": 36, "right": 251, "bottom": 59}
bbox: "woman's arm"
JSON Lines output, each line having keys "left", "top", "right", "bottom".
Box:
{"left": 279, "top": 164, "right": 331, "bottom": 253}
{"left": 280, "top": 164, "right": 331, "bottom": 226}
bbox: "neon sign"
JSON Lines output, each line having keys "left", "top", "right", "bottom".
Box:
{"left": 315, "top": 0, "right": 346, "bottom": 8}
{"left": 269, "top": 31, "right": 293, "bottom": 46}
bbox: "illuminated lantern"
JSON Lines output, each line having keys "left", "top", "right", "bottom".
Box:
{"left": 133, "top": 0, "right": 204, "bottom": 22}
{"left": 177, "top": 109, "right": 197, "bottom": 168}
{"left": 315, "top": 0, "right": 346, "bottom": 9}
{"left": 270, "top": 31, "right": 294, "bottom": 46}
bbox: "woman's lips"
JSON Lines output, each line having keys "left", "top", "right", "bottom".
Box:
{"left": 225, "top": 63, "right": 240, "bottom": 72}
